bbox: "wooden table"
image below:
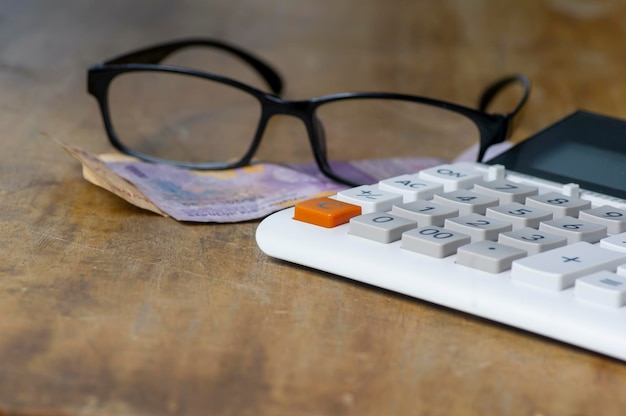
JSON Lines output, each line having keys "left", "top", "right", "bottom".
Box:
{"left": 2, "top": 1, "right": 626, "bottom": 415}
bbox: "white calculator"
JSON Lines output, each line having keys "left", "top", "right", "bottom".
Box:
{"left": 256, "top": 111, "right": 626, "bottom": 361}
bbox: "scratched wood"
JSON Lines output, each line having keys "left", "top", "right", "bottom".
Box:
{"left": 2, "top": 1, "right": 626, "bottom": 415}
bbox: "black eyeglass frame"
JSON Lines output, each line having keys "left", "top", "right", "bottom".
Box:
{"left": 88, "top": 38, "right": 531, "bottom": 186}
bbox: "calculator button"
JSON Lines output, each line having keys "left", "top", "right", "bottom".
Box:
{"left": 418, "top": 164, "right": 483, "bottom": 191}
{"left": 378, "top": 174, "right": 443, "bottom": 202}
{"left": 457, "top": 241, "right": 526, "bottom": 273}
{"left": 578, "top": 205, "right": 626, "bottom": 234}
{"left": 349, "top": 213, "right": 416, "bottom": 243}
{"left": 511, "top": 242, "right": 626, "bottom": 291}
{"left": 575, "top": 271, "right": 626, "bottom": 308}
{"left": 498, "top": 228, "right": 567, "bottom": 255}
{"left": 472, "top": 180, "right": 538, "bottom": 204}
{"left": 539, "top": 217, "right": 607, "bottom": 244}
{"left": 293, "top": 197, "right": 362, "bottom": 228}
{"left": 401, "top": 226, "right": 471, "bottom": 258}
{"left": 391, "top": 200, "right": 458, "bottom": 226}
{"left": 600, "top": 232, "right": 626, "bottom": 253}
{"left": 525, "top": 192, "right": 591, "bottom": 218}
{"left": 432, "top": 190, "right": 499, "bottom": 215}
{"left": 336, "top": 185, "right": 403, "bottom": 213}
{"left": 444, "top": 214, "right": 512, "bottom": 242}
{"left": 485, "top": 202, "right": 553, "bottom": 230}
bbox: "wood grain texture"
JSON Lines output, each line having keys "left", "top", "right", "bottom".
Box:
{"left": 2, "top": 1, "right": 626, "bottom": 415}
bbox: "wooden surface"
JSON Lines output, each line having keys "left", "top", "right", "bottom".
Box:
{"left": 2, "top": 1, "right": 626, "bottom": 415}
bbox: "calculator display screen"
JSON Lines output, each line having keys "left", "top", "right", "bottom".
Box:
{"left": 530, "top": 142, "right": 626, "bottom": 191}
{"left": 487, "top": 111, "right": 626, "bottom": 199}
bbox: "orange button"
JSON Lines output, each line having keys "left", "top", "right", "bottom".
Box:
{"left": 294, "top": 197, "right": 362, "bottom": 228}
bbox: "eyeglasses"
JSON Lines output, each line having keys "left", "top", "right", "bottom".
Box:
{"left": 87, "top": 38, "right": 530, "bottom": 186}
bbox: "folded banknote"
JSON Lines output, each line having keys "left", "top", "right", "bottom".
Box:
{"left": 60, "top": 141, "right": 509, "bottom": 223}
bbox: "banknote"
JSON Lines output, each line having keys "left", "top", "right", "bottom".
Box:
{"left": 60, "top": 143, "right": 168, "bottom": 216}
{"left": 60, "top": 141, "right": 510, "bottom": 223}
{"left": 61, "top": 143, "right": 348, "bottom": 222}
{"left": 104, "top": 157, "right": 347, "bottom": 222}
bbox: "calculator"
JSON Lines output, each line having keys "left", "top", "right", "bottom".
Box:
{"left": 255, "top": 111, "right": 626, "bottom": 361}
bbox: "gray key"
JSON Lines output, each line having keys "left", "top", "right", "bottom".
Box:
{"left": 391, "top": 200, "right": 458, "bottom": 226}
{"left": 525, "top": 192, "right": 591, "bottom": 218}
{"left": 486, "top": 202, "right": 552, "bottom": 230}
{"left": 445, "top": 214, "right": 512, "bottom": 242}
{"left": 498, "top": 228, "right": 567, "bottom": 255}
{"left": 349, "top": 213, "right": 416, "bottom": 243}
{"left": 511, "top": 242, "right": 626, "bottom": 291}
{"left": 578, "top": 205, "right": 626, "bottom": 234}
{"left": 433, "top": 190, "right": 499, "bottom": 215}
{"left": 575, "top": 271, "right": 626, "bottom": 308}
{"left": 457, "top": 241, "right": 526, "bottom": 273}
{"left": 539, "top": 216, "right": 607, "bottom": 244}
{"left": 472, "top": 180, "right": 538, "bottom": 204}
{"left": 401, "top": 226, "right": 471, "bottom": 258}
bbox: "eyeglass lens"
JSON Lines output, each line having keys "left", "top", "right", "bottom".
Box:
{"left": 315, "top": 98, "right": 480, "bottom": 184}
{"left": 108, "top": 71, "right": 262, "bottom": 165}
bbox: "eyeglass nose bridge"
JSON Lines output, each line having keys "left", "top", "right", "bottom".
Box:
{"left": 245, "top": 95, "right": 328, "bottom": 165}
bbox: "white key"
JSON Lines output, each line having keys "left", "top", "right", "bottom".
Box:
{"left": 472, "top": 180, "right": 538, "bottom": 204}
{"left": 433, "top": 190, "right": 499, "bottom": 215}
{"left": 498, "top": 228, "right": 567, "bottom": 255}
{"left": 349, "top": 213, "right": 416, "bottom": 243}
{"left": 486, "top": 202, "right": 552, "bottom": 230}
{"left": 378, "top": 174, "right": 443, "bottom": 202}
{"left": 401, "top": 226, "right": 471, "bottom": 258}
{"left": 579, "top": 206, "right": 626, "bottom": 234}
{"left": 336, "top": 185, "right": 403, "bottom": 213}
{"left": 511, "top": 242, "right": 626, "bottom": 291}
{"left": 418, "top": 164, "right": 483, "bottom": 191}
{"left": 600, "top": 232, "right": 626, "bottom": 253}
{"left": 539, "top": 216, "right": 607, "bottom": 244}
{"left": 391, "top": 200, "right": 458, "bottom": 226}
{"left": 525, "top": 192, "right": 591, "bottom": 218}
{"left": 445, "top": 214, "right": 512, "bottom": 242}
{"left": 575, "top": 271, "right": 626, "bottom": 307}
{"left": 457, "top": 241, "right": 526, "bottom": 273}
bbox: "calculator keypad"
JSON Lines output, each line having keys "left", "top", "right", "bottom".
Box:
{"left": 294, "top": 163, "right": 626, "bottom": 300}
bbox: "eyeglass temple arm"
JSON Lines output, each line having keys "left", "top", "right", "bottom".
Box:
{"left": 475, "top": 74, "right": 531, "bottom": 162}
{"left": 103, "top": 38, "right": 284, "bottom": 95}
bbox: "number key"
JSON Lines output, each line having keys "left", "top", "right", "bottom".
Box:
{"left": 473, "top": 180, "right": 538, "bottom": 204}
{"left": 486, "top": 202, "right": 552, "bottom": 230}
{"left": 445, "top": 213, "right": 512, "bottom": 242}
{"left": 349, "top": 213, "right": 417, "bottom": 243}
{"left": 391, "top": 200, "right": 458, "bottom": 226}
{"left": 433, "top": 190, "right": 499, "bottom": 215}
{"left": 401, "top": 226, "right": 471, "bottom": 258}
{"left": 539, "top": 216, "right": 607, "bottom": 244}
{"left": 498, "top": 227, "right": 567, "bottom": 255}
{"left": 525, "top": 192, "right": 591, "bottom": 218}
{"left": 578, "top": 205, "right": 626, "bottom": 234}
